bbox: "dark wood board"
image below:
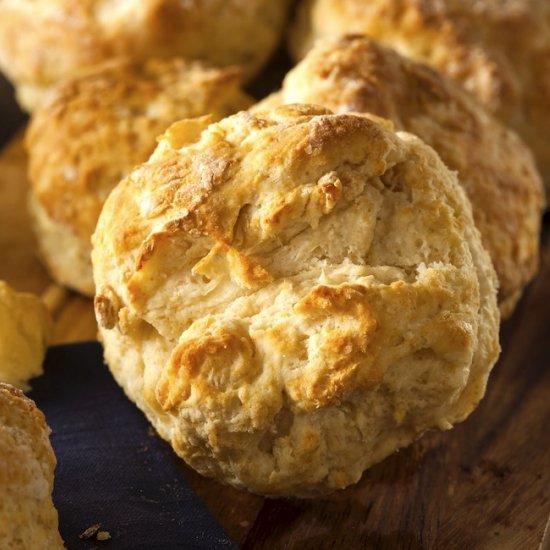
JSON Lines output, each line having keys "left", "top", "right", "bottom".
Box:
{"left": 1, "top": 69, "right": 549, "bottom": 549}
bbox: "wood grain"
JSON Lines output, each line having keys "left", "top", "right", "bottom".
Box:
{"left": 1, "top": 132, "right": 548, "bottom": 549}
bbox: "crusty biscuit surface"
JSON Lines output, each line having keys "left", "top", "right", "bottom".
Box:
{"left": 92, "top": 105, "right": 500, "bottom": 496}
{"left": 0, "top": 0, "right": 290, "bottom": 111}
{"left": 26, "top": 58, "right": 252, "bottom": 295}
{"left": 0, "top": 281, "right": 51, "bottom": 390}
{"left": 0, "top": 383, "right": 63, "bottom": 549}
{"left": 258, "top": 35, "right": 545, "bottom": 317}
{"left": 291, "top": 0, "right": 550, "bottom": 187}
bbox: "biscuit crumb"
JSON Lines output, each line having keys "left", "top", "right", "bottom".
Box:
{"left": 79, "top": 523, "right": 101, "bottom": 540}
{"left": 96, "top": 531, "right": 111, "bottom": 541}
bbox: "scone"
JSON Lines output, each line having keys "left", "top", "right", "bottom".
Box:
{"left": 0, "top": 281, "right": 52, "bottom": 391}
{"left": 0, "top": 383, "right": 63, "bottom": 549}
{"left": 257, "top": 36, "right": 545, "bottom": 318}
{"left": 26, "top": 57, "right": 252, "bottom": 296}
{"left": 0, "top": 0, "right": 290, "bottom": 111}
{"left": 92, "top": 105, "right": 500, "bottom": 497}
{"left": 290, "top": 0, "right": 550, "bottom": 187}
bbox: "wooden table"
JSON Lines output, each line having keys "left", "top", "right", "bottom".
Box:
{"left": 1, "top": 104, "right": 549, "bottom": 550}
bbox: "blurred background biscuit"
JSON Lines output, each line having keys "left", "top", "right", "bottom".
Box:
{"left": 290, "top": 0, "right": 550, "bottom": 189}
{"left": 0, "top": 0, "right": 291, "bottom": 111}
{"left": 257, "top": 35, "right": 545, "bottom": 317}
{"left": 26, "top": 57, "right": 252, "bottom": 295}
{"left": 92, "top": 105, "right": 500, "bottom": 497}
{"left": 0, "top": 281, "right": 52, "bottom": 390}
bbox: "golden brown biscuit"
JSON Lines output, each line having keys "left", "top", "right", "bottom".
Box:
{"left": 0, "top": 383, "right": 63, "bottom": 549}
{"left": 0, "top": 0, "right": 290, "bottom": 111}
{"left": 291, "top": 0, "right": 550, "bottom": 188}
{"left": 26, "top": 57, "right": 252, "bottom": 295}
{"left": 258, "top": 35, "right": 545, "bottom": 317}
{"left": 0, "top": 281, "right": 52, "bottom": 390}
{"left": 92, "top": 105, "right": 500, "bottom": 497}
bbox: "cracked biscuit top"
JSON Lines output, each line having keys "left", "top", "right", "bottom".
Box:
{"left": 92, "top": 104, "right": 500, "bottom": 496}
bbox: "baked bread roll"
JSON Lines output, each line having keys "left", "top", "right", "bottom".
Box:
{"left": 257, "top": 36, "right": 545, "bottom": 318}
{"left": 0, "top": 0, "right": 290, "bottom": 112}
{"left": 291, "top": 0, "right": 550, "bottom": 188}
{"left": 0, "top": 281, "right": 52, "bottom": 391}
{"left": 27, "top": 58, "right": 252, "bottom": 296}
{"left": 0, "top": 383, "right": 63, "bottom": 549}
{"left": 92, "top": 105, "right": 500, "bottom": 496}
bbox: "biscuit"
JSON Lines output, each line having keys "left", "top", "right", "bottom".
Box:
{"left": 290, "top": 0, "right": 550, "bottom": 188}
{"left": 0, "top": 383, "right": 63, "bottom": 549}
{"left": 92, "top": 105, "right": 500, "bottom": 496}
{"left": 26, "top": 57, "right": 252, "bottom": 295}
{"left": 257, "top": 36, "right": 545, "bottom": 317}
{"left": 0, "top": 281, "right": 52, "bottom": 391}
{"left": 0, "top": 0, "right": 290, "bottom": 111}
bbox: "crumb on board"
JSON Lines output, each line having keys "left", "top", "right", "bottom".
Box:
{"left": 79, "top": 523, "right": 101, "bottom": 540}
{"left": 79, "top": 523, "right": 111, "bottom": 542}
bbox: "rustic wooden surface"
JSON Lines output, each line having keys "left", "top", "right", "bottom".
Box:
{"left": 1, "top": 116, "right": 549, "bottom": 549}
